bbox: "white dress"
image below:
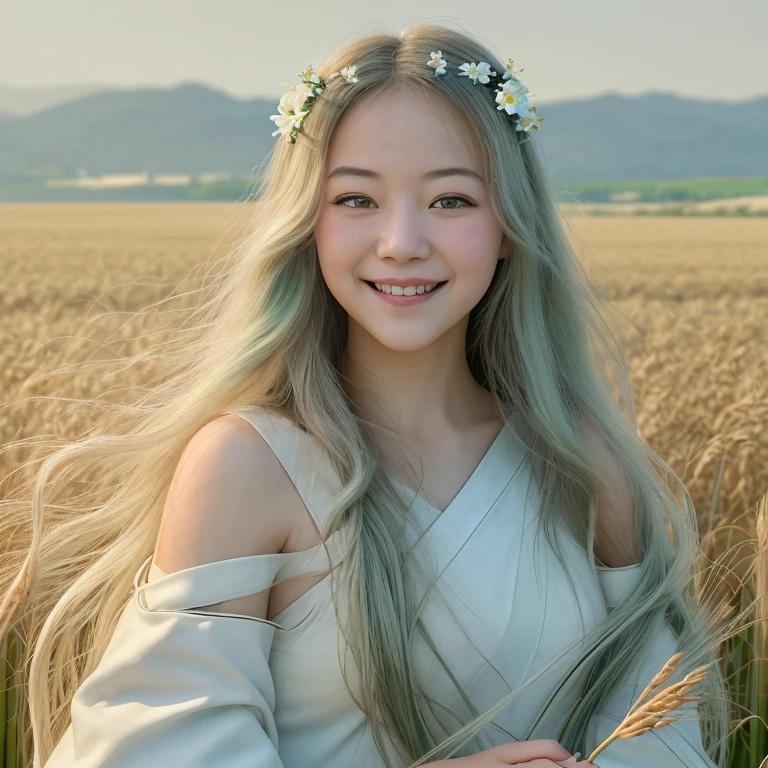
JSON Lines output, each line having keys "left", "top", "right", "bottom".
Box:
{"left": 43, "top": 407, "right": 717, "bottom": 768}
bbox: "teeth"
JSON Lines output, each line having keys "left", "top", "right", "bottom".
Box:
{"left": 373, "top": 282, "right": 440, "bottom": 295}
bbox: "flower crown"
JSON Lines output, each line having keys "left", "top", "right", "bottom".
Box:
{"left": 270, "top": 64, "right": 359, "bottom": 145}
{"left": 270, "top": 52, "right": 543, "bottom": 145}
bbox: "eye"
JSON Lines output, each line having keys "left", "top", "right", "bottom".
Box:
{"left": 334, "top": 196, "right": 374, "bottom": 209}
{"left": 432, "top": 196, "right": 474, "bottom": 210}
{"left": 333, "top": 195, "right": 475, "bottom": 210}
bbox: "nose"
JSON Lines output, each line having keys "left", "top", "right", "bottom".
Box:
{"left": 375, "top": 199, "right": 431, "bottom": 263}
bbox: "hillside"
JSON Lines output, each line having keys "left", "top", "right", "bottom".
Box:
{"left": 0, "top": 83, "right": 765, "bottom": 183}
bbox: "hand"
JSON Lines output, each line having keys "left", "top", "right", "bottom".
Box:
{"left": 553, "top": 758, "right": 597, "bottom": 768}
{"left": 422, "top": 739, "right": 597, "bottom": 766}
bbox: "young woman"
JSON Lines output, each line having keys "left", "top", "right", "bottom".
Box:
{"left": 1, "top": 22, "right": 729, "bottom": 768}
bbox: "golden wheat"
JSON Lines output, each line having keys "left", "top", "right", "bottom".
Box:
{"left": 2, "top": 207, "right": 766, "bottom": 588}
{"left": 586, "top": 652, "right": 710, "bottom": 765}
{"left": 1, "top": 206, "right": 767, "bottom": 765}
{"left": 2, "top": 208, "right": 766, "bottom": 521}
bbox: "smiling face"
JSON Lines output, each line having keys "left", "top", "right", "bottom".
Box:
{"left": 314, "top": 87, "right": 508, "bottom": 355}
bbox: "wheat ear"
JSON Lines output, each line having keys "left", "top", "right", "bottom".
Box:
{"left": 586, "top": 652, "right": 709, "bottom": 766}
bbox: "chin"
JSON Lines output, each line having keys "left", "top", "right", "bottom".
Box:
{"left": 368, "top": 331, "right": 442, "bottom": 354}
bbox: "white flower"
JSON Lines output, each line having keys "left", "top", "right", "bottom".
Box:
{"left": 298, "top": 65, "right": 327, "bottom": 95}
{"left": 327, "top": 64, "right": 358, "bottom": 84}
{"left": 270, "top": 109, "right": 307, "bottom": 141}
{"left": 299, "top": 65, "right": 321, "bottom": 86}
{"left": 270, "top": 83, "right": 312, "bottom": 140}
{"left": 427, "top": 50, "right": 447, "bottom": 76}
{"left": 494, "top": 78, "right": 531, "bottom": 117}
{"left": 515, "top": 107, "right": 544, "bottom": 133}
{"left": 501, "top": 58, "right": 525, "bottom": 80}
{"left": 269, "top": 61, "right": 359, "bottom": 144}
{"left": 499, "top": 76, "right": 528, "bottom": 98}
{"left": 337, "top": 65, "right": 359, "bottom": 83}
{"left": 275, "top": 83, "right": 312, "bottom": 114}
{"left": 296, "top": 82, "right": 315, "bottom": 98}
{"left": 457, "top": 61, "right": 497, "bottom": 84}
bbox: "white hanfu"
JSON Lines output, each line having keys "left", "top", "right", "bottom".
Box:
{"left": 44, "top": 407, "right": 717, "bottom": 768}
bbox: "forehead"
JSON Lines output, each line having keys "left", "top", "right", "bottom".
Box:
{"left": 326, "top": 87, "right": 483, "bottom": 181}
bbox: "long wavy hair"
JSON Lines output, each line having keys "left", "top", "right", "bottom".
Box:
{"left": 1, "top": 21, "right": 731, "bottom": 768}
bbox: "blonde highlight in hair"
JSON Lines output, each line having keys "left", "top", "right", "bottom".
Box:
{"left": 1, "top": 20, "right": 729, "bottom": 768}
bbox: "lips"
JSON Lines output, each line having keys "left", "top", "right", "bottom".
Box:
{"left": 363, "top": 280, "right": 447, "bottom": 294}
{"left": 362, "top": 279, "right": 448, "bottom": 305}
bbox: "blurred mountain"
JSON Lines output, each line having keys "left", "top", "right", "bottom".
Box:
{"left": 0, "top": 83, "right": 117, "bottom": 116}
{"left": 0, "top": 82, "right": 765, "bottom": 181}
{"left": 0, "top": 82, "right": 274, "bottom": 177}
{"left": 535, "top": 91, "right": 768, "bottom": 180}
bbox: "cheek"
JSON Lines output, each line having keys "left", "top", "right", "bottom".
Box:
{"left": 442, "top": 216, "right": 502, "bottom": 274}
{"left": 314, "top": 212, "right": 338, "bottom": 262}
{"left": 314, "top": 214, "right": 360, "bottom": 294}
{"left": 315, "top": 214, "right": 344, "bottom": 266}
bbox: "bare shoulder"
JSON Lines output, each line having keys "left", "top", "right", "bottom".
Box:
{"left": 153, "top": 413, "right": 299, "bottom": 574}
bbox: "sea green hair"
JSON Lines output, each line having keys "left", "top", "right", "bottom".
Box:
{"left": 0, "top": 21, "right": 730, "bottom": 768}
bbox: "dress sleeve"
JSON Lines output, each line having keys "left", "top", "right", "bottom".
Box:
{"left": 585, "top": 565, "right": 718, "bottom": 768}
{"left": 43, "top": 547, "right": 331, "bottom": 768}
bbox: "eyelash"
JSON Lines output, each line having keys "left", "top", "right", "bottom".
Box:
{"left": 333, "top": 195, "right": 475, "bottom": 210}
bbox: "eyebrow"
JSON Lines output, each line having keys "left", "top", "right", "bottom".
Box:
{"left": 326, "top": 165, "right": 484, "bottom": 183}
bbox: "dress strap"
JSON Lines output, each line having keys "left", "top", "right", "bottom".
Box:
{"left": 595, "top": 561, "right": 644, "bottom": 610}
{"left": 134, "top": 531, "right": 346, "bottom": 612}
{"left": 223, "top": 407, "right": 342, "bottom": 533}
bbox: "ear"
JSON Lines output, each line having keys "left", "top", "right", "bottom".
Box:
{"left": 497, "top": 235, "right": 511, "bottom": 260}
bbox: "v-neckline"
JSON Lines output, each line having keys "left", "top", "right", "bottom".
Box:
{"left": 384, "top": 419, "right": 511, "bottom": 515}
{"left": 250, "top": 406, "right": 518, "bottom": 519}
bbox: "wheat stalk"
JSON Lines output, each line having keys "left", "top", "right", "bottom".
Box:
{"left": 587, "top": 652, "right": 709, "bottom": 766}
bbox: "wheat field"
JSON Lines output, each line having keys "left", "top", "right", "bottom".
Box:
{"left": 3, "top": 205, "right": 764, "bottom": 522}
{"left": 0, "top": 204, "right": 766, "bottom": 765}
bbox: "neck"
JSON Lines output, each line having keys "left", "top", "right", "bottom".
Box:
{"left": 340, "top": 315, "right": 501, "bottom": 446}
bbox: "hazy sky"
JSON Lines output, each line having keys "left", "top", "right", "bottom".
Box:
{"left": 3, "top": 0, "right": 766, "bottom": 102}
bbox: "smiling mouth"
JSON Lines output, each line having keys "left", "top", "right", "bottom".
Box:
{"left": 362, "top": 280, "right": 448, "bottom": 295}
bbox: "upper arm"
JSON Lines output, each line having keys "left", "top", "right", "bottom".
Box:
{"left": 581, "top": 419, "right": 643, "bottom": 568}
{"left": 153, "top": 414, "right": 297, "bottom": 618}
